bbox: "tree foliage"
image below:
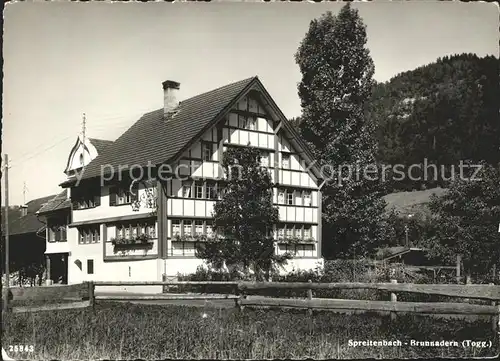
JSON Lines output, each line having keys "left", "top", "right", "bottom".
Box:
{"left": 421, "top": 163, "right": 500, "bottom": 278}
{"left": 295, "top": 3, "right": 386, "bottom": 259}
{"left": 370, "top": 54, "right": 500, "bottom": 192}
{"left": 196, "top": 147, "right": 291, "bottom": 280}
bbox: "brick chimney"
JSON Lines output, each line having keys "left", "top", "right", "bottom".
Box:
{"left": 162, "top": 80, "right": 180, "bottom": 117}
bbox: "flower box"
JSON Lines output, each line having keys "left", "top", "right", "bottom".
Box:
{"left": 111, "top": 234, "right": 154, "bottom": 253}
{"left": 276, "top": 237, "right": 316, "bottom": 244}
{"left": 172, "top": 234, "right": 216, "bottom": 243}
{"left": 112, "top": 241, "right": 154, "bottom": 251}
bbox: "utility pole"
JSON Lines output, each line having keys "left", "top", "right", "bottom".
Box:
{"left": 3, "top": 154, "right": 10, "bottom": 312}
{"left": 22, "top": 181, "right": 28, "bottom": 204}
{"left": 82, "top": 113, "right": 86, "bottom": 168}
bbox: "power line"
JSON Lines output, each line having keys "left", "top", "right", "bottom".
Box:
{"left": 6, "top": 108, "right": 155, "bottom": 169}
{"left": 9, "top": 134, "right": 74, "bottom": 169}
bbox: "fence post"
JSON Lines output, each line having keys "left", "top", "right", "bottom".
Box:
{"left": 489, "top": 283, "right": 497, "bottom": 332}
{"left": 390, "top": 279, "right": 397, "bottom": 321}
{"left": 162, "top": 274, "right": 168, "bottom": 294}
{"left": 236, "top": 284, "right": 245, "bottom": 313}
{"left": 307, "top": 279, "right": 313, "bottom": 316}
{"left": 88, "top": 281, "right": 95, "bottom": 310}
{"left": 456, "top": 255, "right": 461, "bottom": 284}
{"left": 234, "top": 284, "right": 241, "bottom": 312}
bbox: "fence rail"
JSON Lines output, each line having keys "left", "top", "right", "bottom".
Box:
{"left": 93, "top": 280, "right": 500, "bottom": 301}
{"left": 5, "top": 280, "right": 500, "bottom": 332}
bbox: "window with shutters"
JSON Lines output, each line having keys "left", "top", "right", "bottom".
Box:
{"left": 72, "top": 185, "right": 101, "bottom": 210}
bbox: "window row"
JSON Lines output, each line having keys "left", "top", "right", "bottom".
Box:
{"left": 78, "top": 225, "right": 101, "bottom": 244}
{"left": 115, "top": 220, "right": 156, "bottom": 240}
{"left": 277, "top": 189, "right": 312, "bottom": 206}
{"left": 180, "top": 181, "right": 222, "bottom": 200}
{"left": 109, "top": 182, "right": 139, "bottom": 206}
{"left": 72, "top": 185, "right": 101, "bottom": 210}
{"left": 277, "top": 224, "right": 313, "bottom": 240}
{"left": 171, "top": 219, "right": 214, "bottom": 238}
{"left": 278, "top": 244, "right": 315, "bottom": 258}
{"left": 48, "top": 224, "right": 67, "bottom": 242}
{"left": 237, "top": 115, "right": 259, "bottom": 131}
{"left": 169, "top": 242, "right": 315, "bottom": 258}
{"left": 72, "top": 181, "right": 141, "bottom": 210}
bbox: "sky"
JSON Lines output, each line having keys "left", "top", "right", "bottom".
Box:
{"left": 2, "top": 1, "right": 499, "bottom": 206}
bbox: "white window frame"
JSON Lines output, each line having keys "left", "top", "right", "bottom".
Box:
{"left": 195, "top": 220, "right": 204, "bottom": 236}
{"left": 282, "top": 154, "right": 290, "bottom": 169}
{"left": 260, "top": 152, "right": 269, "bottom": 167}
{"left": 303, "top": 191, "right": 311, "bottom": 206}
{"left": 303, "top": 226, "right": 311, "bottom": 239}
{"left": 278, "top": 190, "right": 285, "bottom": 204}
{"left": 172, "top": 220, "right": 181, "bottom": 236}
{"left": 195, "top": 184, "right": 203, "bottom": 199}
{"left": 183, "top": 221, "right": 193, "bottom": 236}
{"left": 203, "top": 143, "right": 213, "bottom": 162}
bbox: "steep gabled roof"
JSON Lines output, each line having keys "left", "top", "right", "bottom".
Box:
{"left": 66, "top": 76, "right": 257, "bottom": 183}
{"left": 89, "top": 138, "right": 114, "bottom": 155}
{"left": 8, "top": 195, "right": 57, "bottom": 235}
{"left": 61, "top": 75, "right": 322, "bottom": 186}
{"left": 37, "top": 190, "right": 71, "bottom": 215}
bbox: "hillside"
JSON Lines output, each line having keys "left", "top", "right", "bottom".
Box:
{"left": 370, "top": 53, "right": 499, "bottom": 193}
{"left": 383, "top": 187, "right": 447, "bottom": 217}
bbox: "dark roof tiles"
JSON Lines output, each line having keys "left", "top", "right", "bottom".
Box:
{"left": 9, "top": 195, "right": 58, "bottom": 235}
{"left": 37, "top": 190, "right": 71, "bottom": 215}
{"left": 78, "top": 76, "right": 257, "bottom": 181}
{"left": 89, "top": 138, "right": 114, "bottom": 155}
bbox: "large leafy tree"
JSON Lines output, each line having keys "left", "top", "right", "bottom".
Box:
{"left": 422, "top": 163, "right": 500, "bottom": 280}
{"left": 295, "top": 3, "right": 386, "bottom": 258}
{"left": 196, "top": 147, "right": 290, "bottom": 280}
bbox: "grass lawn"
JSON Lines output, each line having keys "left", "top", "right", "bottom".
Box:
{"left": 2, "top": 302, "right": 498, "bottom": 360}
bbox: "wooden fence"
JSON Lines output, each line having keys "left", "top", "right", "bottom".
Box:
{"left": 4, "top": 280, "right": 500, "bottom": 331}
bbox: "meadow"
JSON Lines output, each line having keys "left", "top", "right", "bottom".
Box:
{"left": 2, "top": 302, "right": 498, "bottom": 360}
